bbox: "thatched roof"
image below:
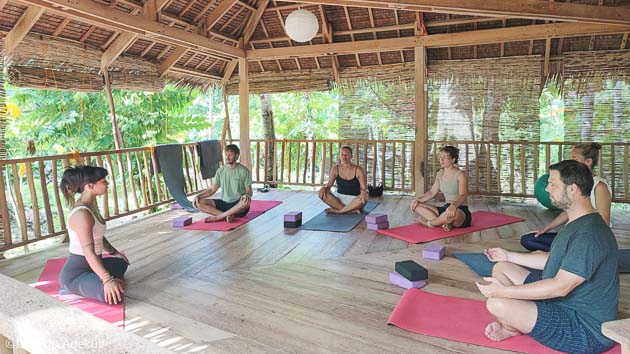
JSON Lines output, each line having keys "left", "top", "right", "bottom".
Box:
{"left": 0, "top": 0, "right": 629, "bottom": 93}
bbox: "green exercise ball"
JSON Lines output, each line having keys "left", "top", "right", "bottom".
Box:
{"left": 534, "top": 173, "right": 558, "bottom": 210}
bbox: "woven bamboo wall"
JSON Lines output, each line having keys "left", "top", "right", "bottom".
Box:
{"left": 4, "top": 34, "right": 165, "bottom": 92}
{"left": 562, "top": 50, "right": 630, "bottom": 200}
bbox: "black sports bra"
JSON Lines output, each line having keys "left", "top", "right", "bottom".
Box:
{"left": 335, "top": 165, "right": 361, "bottom": 196}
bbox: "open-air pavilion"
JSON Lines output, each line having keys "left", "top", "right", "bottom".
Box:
{"left": 0, "top": 0, "right": 629, "bottom": 352}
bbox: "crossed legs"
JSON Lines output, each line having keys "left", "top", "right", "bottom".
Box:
{"left": 412, "top": 203, "right": 466, "bottom": 231}
{"left": 318, "top": 187, "right": 366, "bottom": 214}
{"left": 197, "top": 198, "right": 248, "bottom": 223}
{"left": 483, "top": 261, "right": 538, "bottom": 341}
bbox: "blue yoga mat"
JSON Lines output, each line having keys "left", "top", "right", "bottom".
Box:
{"left": 453, "top": 253, "right": 496, "bottom": 277}
{"left": 300, "top": 201, "right": 380, "bottom": 232}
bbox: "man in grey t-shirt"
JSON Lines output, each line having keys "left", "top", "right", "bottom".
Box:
{"left": 476, "top": 160, "right": 619, "bottom": 353}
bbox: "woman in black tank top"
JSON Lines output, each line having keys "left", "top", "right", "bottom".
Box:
{"left": 318, "top": 146, "right": 369, "bottom": 214}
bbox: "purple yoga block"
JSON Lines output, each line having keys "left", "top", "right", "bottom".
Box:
{"left": 170, "top": 203, "right": 184, "bottom": 210}
{"left": 367, "top": 221, "right": 389, "bottom": 230}
{"left": 422, "top": 244, "right": 446, "bottom": 260}
{"left": 172, "top": 216, "right": 192, "bottom": 227}
{"left": 389, "top": 272, "right": 426, "bottom": 289}
{"left": 365, "top": 213, "right": 388, "bottom": 224}
{"left": 284, "top": 211, "right": 303, "bottom": 222}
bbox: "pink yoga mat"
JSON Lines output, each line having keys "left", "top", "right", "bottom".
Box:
{"left": 378, "top": 211, "right": 524, "bottom": 243}
{"left": 184, "top": 200, "right": 281, "bottom": 231}
{"left": 31, "top": 258, "right": 125, "bottom": 327}
{"left": 388, "top": 289, "right": 620, "bottom": 354}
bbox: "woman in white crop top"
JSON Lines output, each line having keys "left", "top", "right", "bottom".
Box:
{"left": 58, "top": 165, "right": 129, "bottom": 304}
{"left": 411, "top": 145, "right": 472, "bottom": 231}
{"left": 521, "top": 142, "right": 612, "bottom": 252}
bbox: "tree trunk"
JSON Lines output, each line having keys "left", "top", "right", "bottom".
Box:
{"left": 103, "top": 71, "right": 125, "bottom": 149}
{"left": 580, "top": 91, "right": 594, "bottom": 141}
{"left": 613, "top": 81, "right": 622, "bottom": 134}
{"left": 260, "top": 94, "right": 277, "bottom": 188}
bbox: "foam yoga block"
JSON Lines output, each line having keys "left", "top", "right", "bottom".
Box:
{"left": 389, "top": 272, "right": 426, "bottom": 289}
{"left": 172, "top": 216, "right": 193, "bottom": 227}
{"left": 170, "top": 203, "right": 184, "bottom": 210}
{"left": 284, "top": 211, "right": 303, "bottom": 222}
{"left": 422, "top": 244, "right": 445, "bottom": 260}
{"left": 395, "top": 260, "right": 428, "bottom": 281}
{"left": 365, "top": 213, "right": 388, "bottom": 224}
{"left": 367, "top": 221, "right": 389, "bottom": 230}
{"left": 284, "top": 219, "right": 302, "bottom": 228}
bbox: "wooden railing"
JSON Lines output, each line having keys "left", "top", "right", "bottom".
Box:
{"left": 0, "top": 143, "right": 208, "bottom": 252}
{"left": 249, "top": 139, "right": 415, "bottom": 192}
{"left": 1, "top": 139, "right": 628, "bottom": 252}
{"left": 427, "top": 140, "right": 630, "bottom": 203}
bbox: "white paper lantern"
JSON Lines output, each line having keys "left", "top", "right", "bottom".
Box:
{"left": 285, "top": 9, "right": 319, "bottom": 43}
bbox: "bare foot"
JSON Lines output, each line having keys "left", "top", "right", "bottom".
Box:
{"left": 204, "top": 215, "right": 218, "bottom": 223}
{"left": 416, "top": 217, "right": 434, "bottom": 228}
{"left": 325, "top": 208, "right": 340, "bottom": 214}
{"left": 484, "top": 321, "right": 520, "bottom": 342}
{"left": 226, "top": 215, "right": 234, "bottom": 223}
{"left": 442, "top": 223, "right": 452, "bottom": 231}
{"left": 352, "top": 209, "right": 362, "bottom": 215}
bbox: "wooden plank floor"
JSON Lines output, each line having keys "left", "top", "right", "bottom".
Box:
{"left": 2, "top": 190, "right": 629, "bottom": 353}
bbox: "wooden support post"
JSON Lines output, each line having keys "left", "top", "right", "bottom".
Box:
{"left": 238, "top": 58, "right": 251, "bottom": 169}
{"left": 414, "top": 45, "right": 427, "bottom": 195}
{"left": 103, "top": 71, "right": 124, "bottom": 149}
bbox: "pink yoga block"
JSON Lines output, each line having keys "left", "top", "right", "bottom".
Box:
{"left": 172, "top": 216, "right": 192, "bottom": 227}
{"left": 284, "top": 211, "right": 303, "bottom": 222}
{"left": 365, "top": 213, "right": 388, "bottom": 224}
{"left": 389, "top": 272, "right": 426, "bottom": 289}
{"left": 367, "top": 221, "right": 389, "bottom": 230}
{"left": 422, "top": 244, "right": 445, "bottom": 260}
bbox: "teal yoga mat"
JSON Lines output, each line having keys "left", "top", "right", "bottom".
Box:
{"left": 300, "top": 201, "right": 379, "bottom": 232}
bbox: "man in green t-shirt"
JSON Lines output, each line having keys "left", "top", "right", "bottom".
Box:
{"left": 193, "top": 144, "right": 253, "bottom": 223}
{"left": 476, "top": 160, "right": 619, "bottom": 353}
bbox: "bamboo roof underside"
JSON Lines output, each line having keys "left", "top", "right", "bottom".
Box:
{"left": 0, "top": 0, "right": 629, "bottom": 92}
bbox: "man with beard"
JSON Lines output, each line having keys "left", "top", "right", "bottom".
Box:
{"left": 193, "top": 144, "right": 252, "bottom": 223}
{"left": 476, "top": 160, "right": 619, "bottom": 354}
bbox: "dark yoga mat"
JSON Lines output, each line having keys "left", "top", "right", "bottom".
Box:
{"left": 620, "top": 249, "right": 630, "bottom": 273}
{"left": 453, "top": 253, "right": 496, "bottom": 277}
{"left": 155, "top": 144, "right": 197, "bottom": 212}
{"left": 300, "top": 201, "right": 379, "bottom": 232}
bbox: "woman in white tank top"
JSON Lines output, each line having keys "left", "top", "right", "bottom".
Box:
{"left": 411, "top": 146, "right": 472, "bottom": 231}
{"left": 521, "top": 142, "right": 612, "bottom": 252}
{"left": 58, "top": 166, "right": 129, "bottom": 304}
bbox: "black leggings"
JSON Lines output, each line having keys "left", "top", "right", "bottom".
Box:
{"left": 520, "top": 232, "right": 557, "bottom": 252}
{"left": 59, "top": 254, "right": 128, "bottom": 303}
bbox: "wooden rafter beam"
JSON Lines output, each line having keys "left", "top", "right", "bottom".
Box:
{"left": 0, "top": 0, "right": 9, "bottom": 11}
{"left": 170, "top": 66, "right": 222, "bottom": 81}
{"left": 279, "top": 0, "right": 630, "bottom": 25}
{"left": 247, "top": 22, "right": 630, "bottom": 59}
{"left": 220, "top": 58, "right": 238, "bottom": 86}
{"left": 101, "top": 32, "right": 138, "bottom": 70}
{"left": 52, "top": 16, "right": 71, "bottom": 36}
{"left": 204, "top": 0, "right": 239, "bottom": 30}
{"left": 158, "top": 46, "right": 188, "bottom": 77}
{"left": 143, "top": 0, "right": 158, "bottom": 21}
{"left": 243, "top": 0, "right": 269, "bottom": 45}
{"left": 16, "top": 0, "right": 245, "bottom": 58}
{"left": 5, "top": 6, "right": 46, "bottom": 55}
{"left": 157, "top": 0, "right": 174, "bottom": 12}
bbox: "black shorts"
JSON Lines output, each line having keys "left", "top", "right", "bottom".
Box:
{"left": 213, "top": 199, "right": 250, "bottom": 218}
{"left": 436, "top": 203, "right": 472, "bottom": 228}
